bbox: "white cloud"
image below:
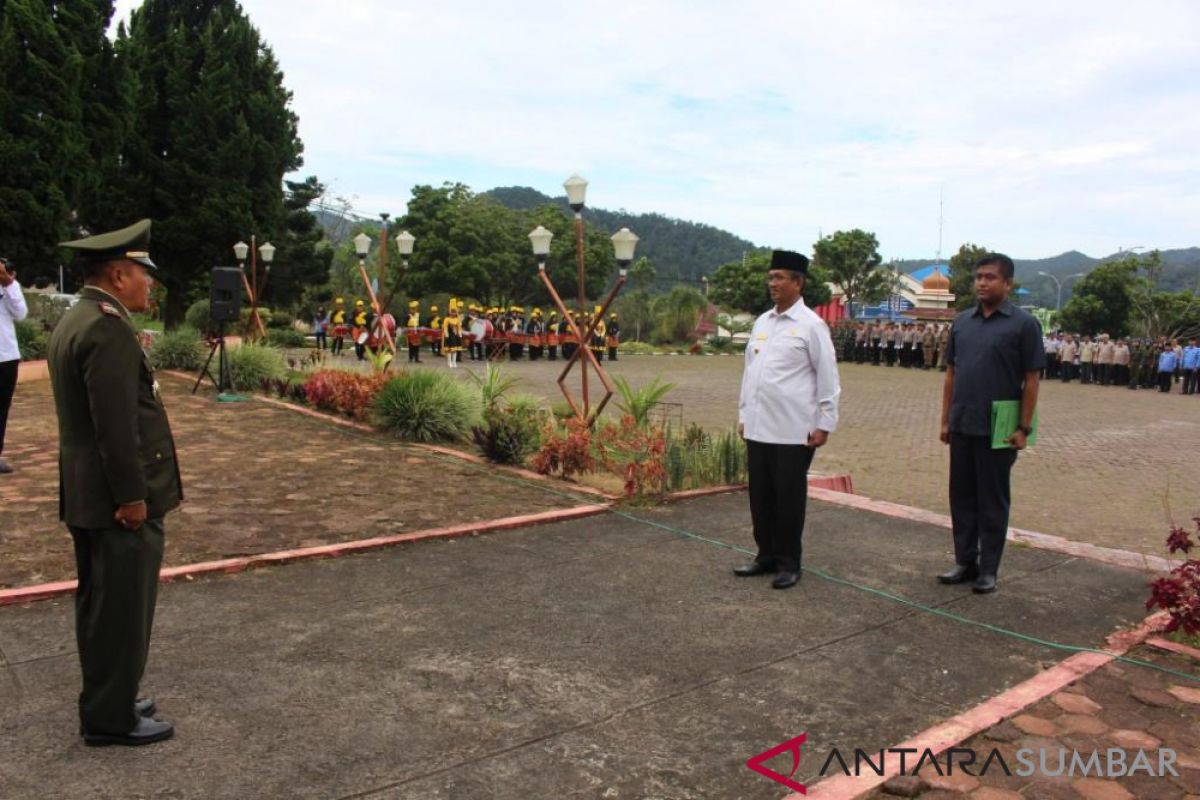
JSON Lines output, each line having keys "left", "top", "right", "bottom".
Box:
{"left": 112, "top": 0, "right": 1200, "bottom": 259}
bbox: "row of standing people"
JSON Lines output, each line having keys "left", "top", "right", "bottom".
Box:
{"left": 834, "top": 321, "right": 952, "bottom": 370}
{"left": 1046, "top": 333, "right": 1200, "bottom": 394}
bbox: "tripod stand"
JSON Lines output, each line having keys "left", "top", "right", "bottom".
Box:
{"left": 193, "top": 321, "right": 232, "bottom": 394}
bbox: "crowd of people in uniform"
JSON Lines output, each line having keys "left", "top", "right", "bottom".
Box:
{"left": 311, "top": 297, "right": 622, "bottom": 368}
{"left": 832, "top": 320, "right": 1200, "bottom": 395}
{"left": 834, "top": 320, "right": 953, "bottom": 370}
{"left": 1042, "top": 333, "right": 1200, "bottom": 394}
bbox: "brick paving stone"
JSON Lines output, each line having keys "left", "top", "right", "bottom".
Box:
{"left": 1117, "top": 773, "right": 1186, "bottom": 800}
{"left": 971, "top": 743, "right": 1031, "bottom": 794}
{"left": 1107, "top": 728, "right": 1162, "bottom": 750}
{"left": 982, "top": 721, "right": 1022, "bottom": 744}
{"left": 1022, "top": 782, "right": 1082, "bottom": 800}
{"left": 1148, "top": 720, "right": 1200, "bottom": 744}
{"left": 1026, "top": 701, "right": 1065, "bottom": 720}
{"left": 922, "top": 770, "right": 981, "bottom": 793}
{"left": 1097, "top": 707, "right": 1151, "bottom": 731}
{"left": 1168, "top": 686, "right": 1200, "bottom": 705}
{"left": 918, "top": 791, "right": 970, "bottom": 800}
{"left": 1013, "top": 714, "right": 1058, "bottom": 736}
{"left": 1058, "top": 714, "right": 1110, "bottom": 735}
{"left": 1072, "top": 777, "right": 1134, "bottom": 800}
{"left": 1052, "top": 692, "right": 1103, "bottom": 715}
{"left": 970, "top": 788, "right": 1022, "bottom": 800}
{"left": 1175, "top": 768, "right": 1200, "bottom": 795}
{"left": 881, "top": 774, "right": 929, "bottom": 797}
{"left": 1132, "top": 686, "right": 1181, "bottom": 709}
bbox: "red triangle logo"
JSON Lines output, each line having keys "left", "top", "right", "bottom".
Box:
{"left": 746, "top": 733, "right": 807, "bottom": 793}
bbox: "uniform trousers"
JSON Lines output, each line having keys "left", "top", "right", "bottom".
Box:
{"left": 69, "top": 520, "right": 164, "bottom": 735}
{"left": 949, "top": 434, "right": 1018, "bottom": 577}
{"left": 0, "top": 358, "right": 17, "bottom": 456}
{"left": 747, "top": 440, "right": 815, "bottom": 573}
{"left": 1184, "top": 369, "right": 1199, "bottom": 395}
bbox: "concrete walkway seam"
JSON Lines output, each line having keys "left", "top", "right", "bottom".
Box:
{"left": 808, "top": 486, "right": 1173, "bottom": 573}
{"left": 800, "top": 612, "right": 1168, "bottom": 800}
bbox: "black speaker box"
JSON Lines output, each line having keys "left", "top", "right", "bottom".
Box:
{"left": 210, "top": 267, "right": 243, "bottom": 323}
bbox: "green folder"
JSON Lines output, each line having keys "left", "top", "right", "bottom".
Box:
{"left": 991, "top": 401, "right": 1037, "bottom": 449}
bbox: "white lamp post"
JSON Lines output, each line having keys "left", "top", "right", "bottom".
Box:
{"left": 610, "top": 227, "right": 638, "bottom": 277}
{"left": 529, "top": 225, "right": 554, "bottom": 271}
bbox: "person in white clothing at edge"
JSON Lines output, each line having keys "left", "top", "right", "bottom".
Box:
{"left": 734, "top": 249, "right": 841, "bottom": 590}
{"left": 0, "top": 255, "right": 30, "bottom": 474}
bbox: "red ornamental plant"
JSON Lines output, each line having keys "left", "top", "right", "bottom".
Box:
{"left": 302, "top": 370, "right": 389, "bottom": 420}
{"left": 594, "top": 415, "right": 668, "bottom": 499}
{"left": 531, "top": 418, "right": 596, "bottom": 480}
{"left": 1147, "top": 517, "right": 1200, "bottom": 636}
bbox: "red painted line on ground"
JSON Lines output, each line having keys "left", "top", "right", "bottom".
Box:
{"left": 0, "top": 504, "right": 609, "bottom": 607}
{"left": 798, "top": 613, "right": 1168, "bottom": 800}
{"left": 807, "top": 486, "right": 1172, "bottom": 573}
{"left": 1146, "top": 636, "right": 1200, "bottom": 661}
{"left": 663, "top": 475, "right": 853, "bottom": 504}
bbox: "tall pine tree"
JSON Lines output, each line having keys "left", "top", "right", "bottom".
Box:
{"left": 0, "top": 0, "right": 79, "bottom": 285}
{"left": 113, "top": 0, "right": 302, "bottom": 325}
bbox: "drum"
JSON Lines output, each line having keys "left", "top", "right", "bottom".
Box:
{"left": 356, "top": 330, "right": 369, "bottom": 346}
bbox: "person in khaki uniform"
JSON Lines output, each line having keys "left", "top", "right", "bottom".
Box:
{"left": 1096, "top": 334, "right": 1114, "bottom": 386}
{"left": 920, "top": 323, "right": 936, "bottom": 370}
{"left": 48, "top": 220, "right": 181, "bottom": 747}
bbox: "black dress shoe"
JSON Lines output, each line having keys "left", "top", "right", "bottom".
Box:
{"left": 83, "top": 716, "right": 174, "bottom": 747}
{"left": 772, "top": 571, "right": 800, "bottom": 590}
{"left": 937, "top": 564, "right": 979, "bottom": 584}
{"left": 972, "top": 574, "right": 998, "bottom": 594}
{"left": 135, "top": 697, "right": 157, "bottom": 718}
{"left": 733, "top": 562, "right": 777, "bottom": 577}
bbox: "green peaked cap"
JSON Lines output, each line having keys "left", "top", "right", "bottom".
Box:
{"left": 60, "top": 219, "right": 157, "bottom": 270}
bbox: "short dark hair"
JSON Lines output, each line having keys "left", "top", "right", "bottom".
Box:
{"left": 975, "top": 252, "right": 1015, "bottom": 280}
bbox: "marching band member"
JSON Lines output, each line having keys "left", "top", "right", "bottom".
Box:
{"left": 442, "top": 299, "right": 463, "bottom": 368}
{"left": 405, "top": 300, "right": 423, "bottom": 363}
{"left": 329, "top": 297, "right": 347, "bottom": 356}
{"left": 546, "top": 310, "right": 560, "bottom": 360}
{"left": 428, "top": 305, "right": 442, "bottom": 357}
{"left": 606, "top": 312, "right": 621, "bottom": 361}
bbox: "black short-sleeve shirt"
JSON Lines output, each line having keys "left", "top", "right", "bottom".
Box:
{"left": 945, "top": 301, "right": 1045, "bottom": 437}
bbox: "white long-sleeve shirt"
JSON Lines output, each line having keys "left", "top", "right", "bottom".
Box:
{"left": 738, "top": 297, "right": 841, "bottom": 444}
{"left": 0, "top": 279, "right": 29, "bottom": 362}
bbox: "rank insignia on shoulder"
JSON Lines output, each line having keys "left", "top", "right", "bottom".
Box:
{"left": 152, "top": 379, "right": 161, "bottom": 398}
{"left": 99, "top": 302, "right": 121, "bottom": 317}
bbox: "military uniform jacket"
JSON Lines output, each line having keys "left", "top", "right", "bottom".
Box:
{"left": 47, "top": 286, "right": 183, "bottom": 528}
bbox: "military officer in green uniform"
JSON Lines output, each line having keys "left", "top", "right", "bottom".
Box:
{"left": 47, "top": 219, "right": 181, "bottom": 747}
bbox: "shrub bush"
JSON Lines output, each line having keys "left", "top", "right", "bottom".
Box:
{"left": 301, "top": 369, "right": 389, "bottom": 419}
{"left": 473, "top": 404, "right": 543, "bottom": 464}
{"left": 372, "top": 370, "right": 478, "bottom": 442}
{"left": 184, "top": 299, "right": 212, "bottom": 333}
{"left": 266, "top": 309, "right": 294, "bottom": 329}
{"left": 225, "top": 343, "right": 285, "bottom": 390}
{"left": 1147, "top": 518, "right": 1200, "bottom": 637}
{"left": 531, "top": 417, "right": 596, "bottom": 480}
{"left": 618, "top": 341, "right": 658, "bottom": 356}
{"left": 266, "top": 328, "right": 307, "bottom": 348}
{"left": 149, "top": 326, "right": 204, "bottom": 370}
{"left": 613, "top": 375, "right": 675, "bottom": 427}
{"left": 594, "top": 415, "right": 668, "bottom": 499}
{"left": 15, "top": 319, "right": 48, "bottom": 359}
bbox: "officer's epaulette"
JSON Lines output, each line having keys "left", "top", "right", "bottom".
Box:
{"left": 98, "top": 301, "right": 122, "bottom": 317}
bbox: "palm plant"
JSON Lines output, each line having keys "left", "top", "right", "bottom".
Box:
{"left": 613, "top": 375, "right": 675, "bottom": 427}
{"left": 467, "top": 364, "right": 520, "bottom": 413}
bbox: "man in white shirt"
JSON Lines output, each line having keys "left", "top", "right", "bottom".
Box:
{"left": 735, "top": 250, "right": 841, "bottom": 589}
{"left": 0, "top": 256, "right": 29, "bottom": 474}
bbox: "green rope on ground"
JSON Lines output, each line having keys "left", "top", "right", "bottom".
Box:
{"left": 267, "top": 397, "right": 1200, "bottom": 685}
{"left": 216, "top": 393, "right": 251, "bottom": 402}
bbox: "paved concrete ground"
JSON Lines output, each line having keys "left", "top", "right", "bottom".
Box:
{"left": 375, "top": 353, "right": 1199, "bottom": 557}
{"left": 0, "top": 492, "right": 1151, "bottom": 799}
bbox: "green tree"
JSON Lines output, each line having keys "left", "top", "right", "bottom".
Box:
{"left": 266, "top": 176, "right": 332, "bottom": 309}
{"left": 712, "top": 251, "right": 833, "bottom": 314}
{"left": 1129, "top": 250, "right": 1200, "bottom": 340}
{"left": 812, "top": 229, "right": 893, "bottom": 316}
{"left": 102, "top": 0, "right": 302, "bottom": 326}
{"left": 649, "top": 286, "right": 708, "bottom": 344}
{"left": 0, "top": 0, "right": 79, "bottom": 286}
{"left": 947, "top": 243, "right": 990, "bottom": 310}
{"left": 619, "top": 256, "right": 657, "bottom": 341}
{"left": 1057, "top": 258, "right": 1136, "bottom": 335}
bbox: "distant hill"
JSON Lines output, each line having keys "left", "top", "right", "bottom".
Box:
{"left": 483, "top": 186, "right": 759, "bottom": 284}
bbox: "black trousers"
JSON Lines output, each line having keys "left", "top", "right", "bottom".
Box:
{"left": 1184, "top": 368, "right": 1199, "bottom": 395}
{"left": 949, "top": 434, "right": 1018, "bottom": 576}
{"left": 69, "top": 519, "right": 164, "bottom": 734}
{"left": 747, "top": 440, "right": 815, "bottom": 573}
{"left": 1159, "top": 371, "right": 1174, "bottom": 392}
{"left": 407, "top": 344, "right": 421, "bottom": 363}
{"left": 0, "top": 358, "right": 17, "bottom": 456}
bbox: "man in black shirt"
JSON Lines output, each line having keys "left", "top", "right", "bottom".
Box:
{"left": 938, "top": 253, "right": 1043, "bottom": 594}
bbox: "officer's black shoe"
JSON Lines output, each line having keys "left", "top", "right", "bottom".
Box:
{"left": 937, "top": 564, "right": 979, "bottom": 584}
{"left": 733, "top": 562, "right": 777, "bottom": 577}
{"left": 83, "top": 717, "right": 174, "bottom": 747}
{"left": 0, "top": 458, "right": 12, "bottom": 474}
{"left": 972, "top": 574, "right": 998, "bottom": 594}
{"left": 772, "top": 571, "right": 801, "bottom": 590}
{"left": 136, "top": 697, "right": 157, "bottom": 718}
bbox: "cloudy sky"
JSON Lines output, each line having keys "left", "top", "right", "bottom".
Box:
{"left": 112, "top": 0, "right": 1200, "bottom": 260}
